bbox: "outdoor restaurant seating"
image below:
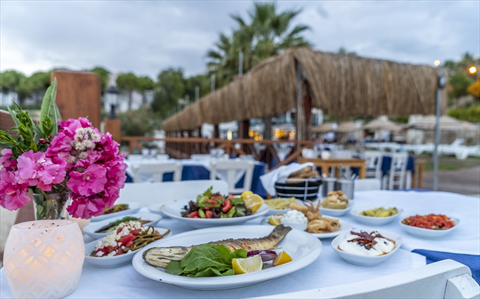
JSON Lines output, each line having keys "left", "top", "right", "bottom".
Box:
{"left": 131, "top": 161, "right": 183, "bottom": 182}
{"left": 210, "top": 159, "right": 255, "bottom": 194}
{"left": 385, "top": 152, "right": 409, "bottom": 190}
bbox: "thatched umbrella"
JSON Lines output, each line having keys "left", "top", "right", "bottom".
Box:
{"left": 363, "top": 118, "right": 402, "bottom": 132}
{"left": 408, "top": 115, "right": 461, "bottom": 130}
{"left": 312, "top": 123, "right": 334, "bottom": 133}
{"left": 335, "top": 122, "right": 361, "bottom": 133}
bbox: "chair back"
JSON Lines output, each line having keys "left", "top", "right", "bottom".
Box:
{"left": 190, "top": 154, "right": 211, "bottom": 161}
{"left": 364, "top": 151, "right": 383, "bottom": 180}
{"left": 253, "top": 260, "right": 479, "bottom": 299}
{"left": 387, "top": 152, "right": 408, "bottom": 189}
{"left": 131, "top": 161, "right": 182, "bottom": 183}
{"left": 210, "top": 160, "right": 255, "bottom": 194}
{"left": 354, "top": 179, "right": 381, "bottom": 192}
{"left": 118, "top": 180, "right": 229, "bottom": 205}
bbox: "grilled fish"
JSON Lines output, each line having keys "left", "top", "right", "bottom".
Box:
{"left": 142, "top": 224, "right": 292, "bottom": 268}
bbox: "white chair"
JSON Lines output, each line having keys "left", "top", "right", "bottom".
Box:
{"left": 364, "top": 151, "right": 383, "bottom": 180}
{"left": 117, "top": 180, "right": 229, "bottom": 206}
{"left": 385, "top": 152, "right": 408, "bottom": 190}
{"left": 131, "top": 161, "right": 182, "bottom": 183}
{"left": 210, "top": 160, "right": 255, "bottom": 194}
{"left": 354, "top": 179, "right": 382, "bottom": 192}
{"left": 249, "top": 260, "right": 480, "bottom": 299}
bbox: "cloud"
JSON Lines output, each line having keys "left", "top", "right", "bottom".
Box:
{"left": 0, "top": 1, "right": 477, "bottom": 79}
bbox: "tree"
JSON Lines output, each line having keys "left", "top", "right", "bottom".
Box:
{"left": 448, "top": 73, "right": 474, "bottom": 99}
{"left": 90, "top": 67, "right": 110, "bottom": 94}
{"left": 137, "top": 76, "right": 155, "bottom": 106}
{"left": 116, "top": 73, "right": 139, "bottom": 110}
{"left": 151, "top": 68, "right": 185, "bottom": 119}
{"left": 338, "top": 47, "right": 357, "bottom": 55}
{"left": 0, "top": 70, "right": 26, "bottom": 104}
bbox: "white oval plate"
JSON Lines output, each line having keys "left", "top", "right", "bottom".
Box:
{"left": 147, "top": 199, "right": 181, "bottom": 219}
{"left": 83, "top": 213, "right": 162, "bottom": 240}
{"left": 261, "top": 216, "right": 352, "bottom": 239}
{"left": 132, "top": 225, "right": 322, "bottom": 290}
{"left": 399, "top": 215, "right": 459, "bottom": 238}
{"left": 84, "top": 227, "right": 172, "bottom": 268}
{"left": 331, "top": 230, "right": 403, "bottom": 266}
{"left": 90, "top": 202, "right": 143, "bottom": 222}
{"left": 319, "top": 201, "right": 354, "bottom": 217}
{"left": 350, "top": 205, "right": 403, "bottom": 226}
{"left": 162, "top": 199, "right": 269, "bottom": 229}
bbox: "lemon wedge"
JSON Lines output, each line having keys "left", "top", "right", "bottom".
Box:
{"left": 272, "top": 251, "right": 292, "bottom": 267}
{"left": 241, "top": 191, "right": 253, "bottom": 200}
{"left": 268, "top": 215, "right": 281, "bottom": 226}
{"left": 244, "top": 194, "right": 264, "bottom": 213}
{"left": 232, "top": 255, "right": 263, "bottom": 274}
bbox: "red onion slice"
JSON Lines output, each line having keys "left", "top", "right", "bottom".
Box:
{"left": 247, "top": 250, "right": 277, "bottom": 262}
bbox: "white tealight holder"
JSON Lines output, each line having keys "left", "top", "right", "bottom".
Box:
{"left": 4, "top": 220, "right": 85, "bottom": 298}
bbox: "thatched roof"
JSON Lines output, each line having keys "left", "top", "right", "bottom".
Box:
{"left": 408, "top": 115, "right": 478, "bottom": 131}
{"left": 311, "top": 123, "right": 334, "bottom": 133}
{"left": 163, "top": 47, "right": 446, "bottom": 132}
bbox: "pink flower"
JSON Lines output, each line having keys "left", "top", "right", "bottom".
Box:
{"left": 58, "top": 117, "right": 92, "bottom": 137}
{"left": 16, "top": 150, "right": 66, "bottom": 191}
{"left": 67, "top": 164, "right": 108, "bottom": 196}
{"left": 0, "top": 169, "right": 31, "bottom": 211}
{"left": 67, "top": 193, "right": 107, "bottom": 219}
{"left": 0, "top": 149, "right": 17, "bottom": 171}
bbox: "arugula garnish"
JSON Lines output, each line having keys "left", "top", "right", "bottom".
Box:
{"left": 166, "top": 244, "right": 247, "bottom": 277}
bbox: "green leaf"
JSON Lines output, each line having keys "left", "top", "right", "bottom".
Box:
{"left": 39, "top": 78, "right": 61, "bottom": 136}
{"left": 166, "top": 261, "right": 184, "bottom": 275}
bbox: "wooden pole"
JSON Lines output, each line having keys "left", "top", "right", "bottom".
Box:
{"left": 213, "top": 124, "right": 220, "bottom": 139}
{"left": 295, "top": 60, "right": 304, "bottom": 143}
{"left": 303, "top": 82, "right": 313, "bottom": 141}
{"left": 239, "top": 119, "right": 250, "bottom": 153}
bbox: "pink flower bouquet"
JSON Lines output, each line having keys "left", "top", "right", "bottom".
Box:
{"left": 0, "top": 79, "right": 127, "bottom": 219}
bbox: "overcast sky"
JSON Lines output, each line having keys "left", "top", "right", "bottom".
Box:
{"left": 1, "top": 1, "right": 478, "bottom": 79}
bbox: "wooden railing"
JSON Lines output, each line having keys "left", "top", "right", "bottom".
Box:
{"left": 120, "top": 137, "right": 316, "bottom": 170}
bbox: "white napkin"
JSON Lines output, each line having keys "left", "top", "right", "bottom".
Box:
{"left": 259, "top": 162, "right": 315, "bottom": 196}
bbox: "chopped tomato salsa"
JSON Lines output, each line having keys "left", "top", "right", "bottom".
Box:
{"left": 402, "top": 214, "right": 455, "bottom": 230}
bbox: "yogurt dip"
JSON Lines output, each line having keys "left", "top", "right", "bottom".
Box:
{"left": 279, "top": 210, "right": 308, "bottom": 230}
{"left": 338, "top": 231, "right": 395, "bottom": 256}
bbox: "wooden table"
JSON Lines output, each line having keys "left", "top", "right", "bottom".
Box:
{"left": 298, "top": 157, "right": 367, "bottom": 178}
{"left": 411, "top": 160, "right": 426, "bottom": 189}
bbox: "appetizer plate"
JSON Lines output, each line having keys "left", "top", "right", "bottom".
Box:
{"left": 84, "top": 227, "right": 172, "bottom": 268}
{"left": 319, "top": 201, "right": 354, "bottom": 217}
{"left": 83, "top": 213, "right": 162, "bottom": 239}
{"left": 265, "top": 199, "right": 305, "bottom": 216}
{"left": 90, "top": 202, "right": 143, "bottom": 222}
{"left": 132, "top": 225, "right": 322, "bottom": 290}
{"left": 162, "top": 199, "right": 269, "bottom": 229}
{"left": 261, "top": 217, "right": 352, "bottom": 239}
{"left": 349, "top": 205, "right": 403, "bottom": 226}
{"left": 331, "top": 230, "right": 403, "bottom": 266}
{"left": 399, "top": 216, "right": 459, "bottom": 238}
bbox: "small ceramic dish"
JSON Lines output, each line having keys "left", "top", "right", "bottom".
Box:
{"left": 399, "top": 215, "right": 459, "bottom": 238}
{"left": 83, "top": 213, "right": 162, "bottom": 240}
{"left": 84, "top": 227, "right": 172, "bottom": 268}
{"left": 331, "top": 230, "right": 403, "bottom": 266}
{"left": 349, "top": 205, "right": 403, "bottom": 225}
{"left": 319, "top": 201, "right": 354, "bottom": 217}
{"left": 90, "top": 202, "right": 143, "bottom": 222}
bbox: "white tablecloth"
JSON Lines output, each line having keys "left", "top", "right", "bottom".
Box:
{"left": 1, "top": 191, "right": 478, "bottom": 298}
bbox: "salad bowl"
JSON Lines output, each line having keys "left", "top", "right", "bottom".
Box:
{"left": 84, "top": 227, "right": 172, "bottom": 268}
{"left": 399, "top": 215, "right": 459, "bottom": 238}
{"left": 162, "top": 199, "right": 269, "bottom": 229}
{"left": 350, "top": 205, "right": 403, "bottom": 226}
{"left": 132, "top": 225, "right": 322, "bottom": 290}
{"left": 319, "top": 201, "right": 354, "bottom": 217}
{"left": 83, "top": 212, "right": 162, "bottom": 239}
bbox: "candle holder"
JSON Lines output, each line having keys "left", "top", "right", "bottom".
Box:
{"left": 3, "top": 220, "right": 85, "bottom": 298}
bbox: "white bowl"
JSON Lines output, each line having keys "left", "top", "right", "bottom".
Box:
{"left": 162, "top": 199, "right": 270, "bottom": 229}
{"left": 83, "top": 213, "right": 162, "bottom": 240}
{"left": 84, "top": 227, "right": 172, "bottom": 268}
{"left": 148, "top": 201, "right": 181, "bottom": 219}
{"left": 399, "top": 215, "right": 459, "bottom": 238}
{"left": 90, "top": 202, "right": 143, "bottom": 222}
{"left": 281, "top": 220, "right": 308, "bottom": 231}
{"left": 319, "top": 201, "right": 354, "bottom": 217}
{"left": 261, "top": 216, "right": 353, "bottom": 239}
{"left": 331, "top": 230, "right": 403, "bottom": 266}
{"left": 349, "top": 205, "right": 403, "bottom": 225}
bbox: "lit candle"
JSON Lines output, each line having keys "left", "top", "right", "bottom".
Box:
{"left": 4, "top": 220, "right": 85, "bottom": 298}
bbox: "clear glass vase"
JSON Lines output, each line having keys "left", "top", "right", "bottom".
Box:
{"left": 33, "top": 192, "right": 71, "bottom": 220}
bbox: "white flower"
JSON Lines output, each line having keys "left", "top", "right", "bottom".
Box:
{"left": 79, "top": 152, "right": 88, "bottom": 159}
{"left": 82, "top": 140, "right": 95, "bottom": 149}
{"left": 91, "top": 133, "right": 101, "bottom": 142}
{"left": 75, "top": 142, "right": 86, "bottom": 151}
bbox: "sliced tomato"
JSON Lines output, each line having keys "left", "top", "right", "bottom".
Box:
{"left": 222, "top": 199, "right": 232, "bottom": 213}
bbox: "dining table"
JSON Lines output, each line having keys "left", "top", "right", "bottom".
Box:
{"left": 1, "top": 190, "right": 478, "bottom": 298}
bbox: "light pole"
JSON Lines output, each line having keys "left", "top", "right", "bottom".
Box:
{"left": 104, "top": 85, "right": 121, "bottom": 142}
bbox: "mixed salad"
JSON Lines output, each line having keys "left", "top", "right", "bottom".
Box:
{"left": 181, "top": 187, "right": 253, "bottom": 219}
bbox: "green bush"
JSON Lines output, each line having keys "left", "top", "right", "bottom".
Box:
{"left": 448, "top": 104, "right": 480, "bottom": 122}
{"left": 117, "top": 108, "right": 159, "bottom": 137}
